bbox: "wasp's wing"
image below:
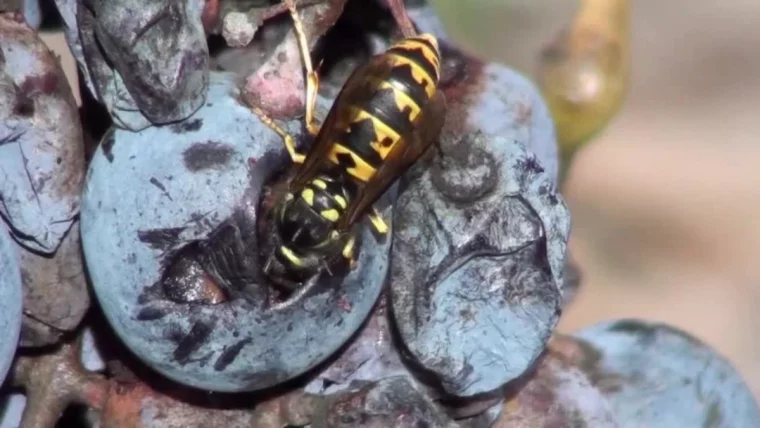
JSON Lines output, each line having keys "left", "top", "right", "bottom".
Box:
{"left": 289, "top": 57, "right": 398, "bottom": 191}
{"left": 338, "top": 90, "right": 447, "bottom": 229}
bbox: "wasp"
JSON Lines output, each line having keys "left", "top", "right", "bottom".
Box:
{"left": 254, "top": 0, "right": 447, "bottom": 289}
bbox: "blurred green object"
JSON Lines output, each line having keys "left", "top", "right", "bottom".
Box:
{"left": 430, "top": 0, "right": 576, "bottom": 74}
{"left": 537, "top": 0, "right": 631, "bottom": 182}
{"left": 427, "top": 0, "right": 630, "bottom": 184}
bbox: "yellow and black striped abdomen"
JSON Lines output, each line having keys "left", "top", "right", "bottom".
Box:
{"left": 385, "top": 34, "right": 441, "bottom": 101}
{"left": 325, "top": 34, "right": 442, "bottom": 184}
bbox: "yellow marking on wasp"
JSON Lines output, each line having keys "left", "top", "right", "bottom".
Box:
{"left": 327, "top": 144, "right": 377, "bottom": 182}
{"left": 367, "top": 77, "right": 421, "bottom": 122}
{"left": 390, "top": 38, "right": 441, "bottom": 73}
{"left": 417, "top": 33, "right": 439, "bottom": 49}
{"left": 387, "top": 53, "right": 437, "bottom": 99}
{"left": 301, "top": 188, "right": 315, "bottom": 206}
{"left": 279, "top": 246, "right": 304, "bottom": 266}
{"left": 321, "top": 209, "right": 340, "bottom": 222}
{"left": 368, "top": 206, "right": 389, "bottom": 235}
{"left": 312, "top": 179, "right": 327, "bottom": 189}
{"left": 342, "top": 236, "right": 356, "bottom": 259}
{"left": 333, "top": 194, "right": 347, "bottom": 209}
{"left": 345, "top": 106, "right": 401, "bottom": 161}
{"left": 348, "top": 106, "right": 401, "bottom": 142}
{"left": 370, "top": 140, "right": 394, "bottom": 161}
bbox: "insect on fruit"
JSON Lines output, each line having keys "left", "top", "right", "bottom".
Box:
{"left": 254, "top": 0, "right": 447, "bottom": 290}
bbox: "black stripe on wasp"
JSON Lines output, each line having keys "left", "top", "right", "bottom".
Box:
{"left": 254, "top": 0, "right": 447, "bottom": 291}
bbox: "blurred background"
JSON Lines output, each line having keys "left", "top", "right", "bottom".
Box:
{"left": 433, "top": 0, "right": 760, "bottom": 400}
{"left": 39, "top": 0, "right": 760, "bottom": 400}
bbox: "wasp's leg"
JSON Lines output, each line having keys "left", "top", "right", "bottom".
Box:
{"left": 367, "top": 206, "right": 389, "bottom": 235}
{"left": 341, "top": 234, "right": 357, "bottom": 269}
{"left": 285, "top": 0, "right": 321, "bottom": 136}
{"left": 303, "top": 67, "right": 321, "bottom": 137}
{"left": 250, "top": 106, "right": 306, "bottom": 164}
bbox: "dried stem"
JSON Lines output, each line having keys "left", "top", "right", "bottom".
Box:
{"left": 258, "top": 0, "right": 325, "bottom": 22}
{"left": 10, "top": 339, "right": 109, "bottom": 428}
{"left": 385, "top": 0, "right": 418, "bottom": 38}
